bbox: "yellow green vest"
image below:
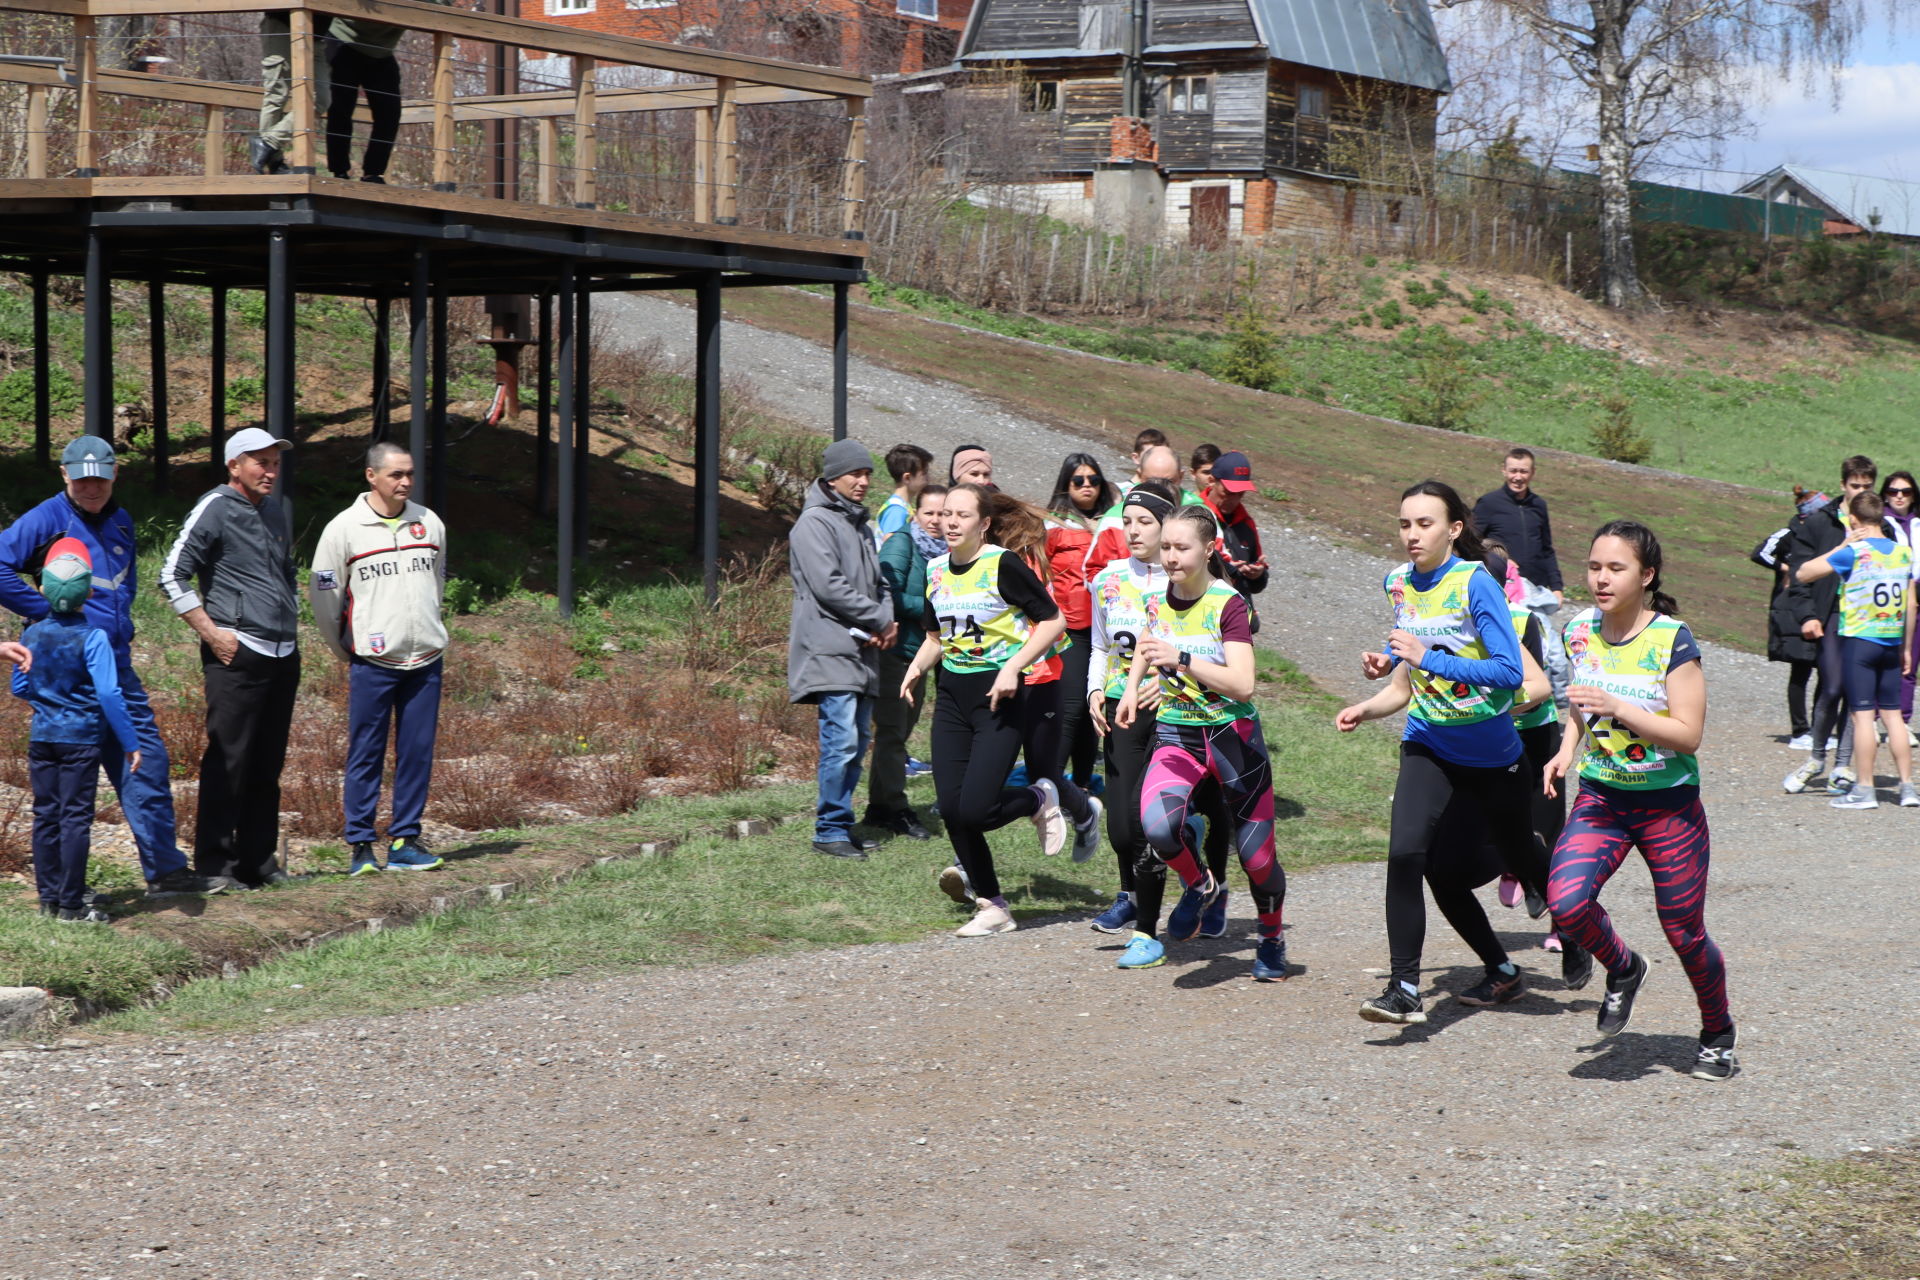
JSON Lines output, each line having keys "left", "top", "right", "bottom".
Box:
{"left": 1563, "top": 608, "right": 1699, "bottom": 791}
{"left": 1509, "top": 602, "right": 1559, "bottom": 731}
{"left": 1090, "top": 559, "right": 1164, "bottom": 701}
{"left": 1385, "top": 560, "right": 1516, "bottom": 727}
{"left": 1838, "top": 538, "right": 1913, "bottom": 643}
{"left": 925, "top": 546, "right": 1064, "bottom": 675}
{"left": 1145, "top": 580, "right": 1257, "bottom": 727}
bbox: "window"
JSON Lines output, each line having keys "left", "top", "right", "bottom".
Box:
{"left": 897, "top": 0, "right": 939, "bottom": 17}
{"left": 1167, "top": 75, "right": 1211, "bottom": 114}
{"left": 1298, "top": 83, "right": 1327, "bottom": 118}
{"left": 1019, "top": 80, "right": 1060, "bottom": 113}
{"left": 547, "top": 0, "right": 592, "bottom": 12}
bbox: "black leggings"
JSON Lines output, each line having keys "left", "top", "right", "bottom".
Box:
{"left": 1386, "top": 741, "right": 1550, "bottom": 987}
{"left": 1808, "top": 622, "right": 1856, "bottom": 765}
{"left": 1101, "top": 697, "right": 1229, "bottom": 901}
{"left": 1785, "top": 658, "right": 1815, "bottom": 739}
{"left": 326, "top": 45, "right": 402, "bottom": 179}
{"left": 1522, "top": 721, "right": 1566, "bottom": 853}
{"left": 1021, "top": 678, "right": 1093, "bottom": 826}
{"left": 1057, "top": 629, "right": 1098, "bottom": 786}
{"left": 929, "top": 670, "right": 1039, "bottom": 902}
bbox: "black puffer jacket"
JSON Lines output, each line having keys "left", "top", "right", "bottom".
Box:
{"left": 1776, "top": 498, "right": 1894, "bottom": 661}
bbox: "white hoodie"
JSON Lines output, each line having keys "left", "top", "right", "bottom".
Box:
{"left": 308, "top": 495, "right": 448, "bottom": 670}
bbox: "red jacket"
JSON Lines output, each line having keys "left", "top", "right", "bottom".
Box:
{"left": 1045, "top": 523, "right": 1094, "bottom": 631}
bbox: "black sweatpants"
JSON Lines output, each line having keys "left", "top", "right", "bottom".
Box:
{"left": 930, "top": 669, "right": 1038, "bottom": 902}
{"left": 1021, "top": 678, "right": 1093, "bottom": 826}
{"left": 326, "top": 45, "right": 402, "bottom": 180}
{"left": 1522, "top": 720, "right": 1566, "bottom": 852}
{"left": 1057, "top": 629, "right": 1098, "bottom": 786}
{"left": 1386, "top": 741, "right": 1550, "bottom": 987}
{"left": 1785, "top": 658, "right": 1815, "bottom": 739}
{"left": 196, "top": 645, "right": 301, "bottom": 886}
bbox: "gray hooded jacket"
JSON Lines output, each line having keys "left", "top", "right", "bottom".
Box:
{"left": 787, "top": 479, "right": 892, "bottom": 703}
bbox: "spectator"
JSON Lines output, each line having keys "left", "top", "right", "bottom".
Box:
{"left": 0, "top": 436, "right": 222, "bottom": 897}
{"left": 1129, "top": 428, "right": 1169, "bottom": 477}
{"left": 789, "top": 439, "right": 896, "bottom": 861}
{"left": 1190, "top": 443, "right": 1221, "bottom": 495}
{"left": 252, "top": 13, "right": 331, "bottom": 174}
{"left": 1087, "top": 444, "right": 1190, "bottom": 577}
{"left": 1756, "top": 492, "right": 1823, "bottom": 747}
{"left": 1201, "top": 450, "right": 1269, "bottom": 632}
{"left": 1472, "top": 447, "right": 1566, "bottom": 701}
{"left": 160, "top": 428, "right": 302, "bottom": 890}
{"left": 1882, "top": 471, "right": 1920, "bottom": 733}
{"left": 876, "top": 444, "right": 932, "bottom": 548}
{"left": 868, "top": 485, "right": 947, "bottom": 842}
{"left": 309, "top": 443, "right": 449, "bottom": 878}
{"left": 1045, "top": 454, "right": 1114, "bottom": 790}
{"left": 13, "top": 539, "right": 137, "bottom": 924}
{"left": 324, "top": 0, "right": 452, "bottom": 183}
{"left": 949, "top": 444, "right": 993, "bottom": 487}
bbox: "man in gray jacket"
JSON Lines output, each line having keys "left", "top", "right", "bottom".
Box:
{"left": 160, "top": 428, "right": 302, "bottom": 889}
{"left": 789, "top": 439, "right": 896, "bottom": 860}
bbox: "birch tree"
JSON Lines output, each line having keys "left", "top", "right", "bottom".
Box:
{"left": 1439, "top": 0, "right": 1866, "bottom": 308}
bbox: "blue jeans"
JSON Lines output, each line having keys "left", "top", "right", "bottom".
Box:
{"left": 814, "top": 691, "right": 874, "bottom": 843}
{"left": 102, "top": 665, "right": 188, "bottom": 882}
{"left": 345, "top": 659, "right": 443, "bottom": 844}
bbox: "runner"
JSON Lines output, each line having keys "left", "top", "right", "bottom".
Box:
{"left": 1114, "top": 505, "right": 1289, "bottom": 981}
{"left": 898, "top": 483, "right": 1071, "bottom": 937}
{"left": 1544, "top": 520, "right": 1736, "bottom": 1081}
{"left": 1335, "top": 479, "right": 1587, "bottom": 1026}
{"left": 1792, "top": 490, "right": 1919, "bottom": 809}
{"left": 1485, "top": 538, "right": 1567, "bottom": 940}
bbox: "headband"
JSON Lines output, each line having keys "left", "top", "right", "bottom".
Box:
{"left": 950, "top": 447, "right": 990, "bottom": 480}
{"left": 1123, "top": 489, "right": 1175, "bottom": 521}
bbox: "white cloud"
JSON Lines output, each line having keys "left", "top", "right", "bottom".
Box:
{"left": 1727, "top": 63, "right": 1920, "bottom": 183}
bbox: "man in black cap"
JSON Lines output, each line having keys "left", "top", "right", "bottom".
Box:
{"left": 1202, "top": 450, "right": 1269, "bottom": 628}
{"left": 0, "top": 436, "right": 224, "bottom": 896}
{"left": 788, "top": 439, "right": 896, "bottom": 860}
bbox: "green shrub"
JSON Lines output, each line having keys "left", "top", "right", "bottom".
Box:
{"left": 1373, "top": 300, "right": 1406, "bottom": 329}
{"left": 0, "top": 366, "right": 80, "bottom": 423}
{"left": 225, "top": 374, "right": 264, "bottom": 417}
{"left": 1589, "top": 394, "right": 1654, "bottom": 464}
{"left": 1216, "top": 300, "right": 1289, "bottom": 391}
{"left": 1398, "top": 331, "right": 1480, "bottom": 432}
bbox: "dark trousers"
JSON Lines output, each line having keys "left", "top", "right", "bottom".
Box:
{"left": 326, "top": 45, "right": 402, "bottom": 179}
{"left": 345, "top": 658, "right": 442, "bottom": 844}
{"left": 31, "top": 740, "right": 100, "bottom": 911}
{"left": 930, "top": 669, "right": 1038, "bottom": 902}
{"left": 197, "top": 645, "right": 301, "bottom": 884}
{"left": 1057, "top": 629, "right": 1098, "bottom": 785}
{"left": 1786, "top": 658, "right": 1815, "bottom": 738}
{"left": 1020, "top": 678, "right": 1093, "bottom": 825}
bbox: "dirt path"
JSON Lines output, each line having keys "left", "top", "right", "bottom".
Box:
{"left": 2, "top": 306, "right": 1915, "bottom": 1280}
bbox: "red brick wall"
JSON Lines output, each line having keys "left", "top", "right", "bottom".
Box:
{"left": 1244, "top": 177, "right": 1275, "bottom": 237}
{"left": 1108, "top": 116, "right": 1156, "bottom": 164}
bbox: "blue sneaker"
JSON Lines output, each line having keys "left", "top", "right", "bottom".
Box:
{"left": 1007, "top": 762, "right": 1031, "bottom": 790}
{"left": 1252, "top": 938, "right": 1290, "bottom": 981}
{"left": 1164, "top": 873, "right": 1222, "bottom": 942}
{"left": 1199, "top": 887, "right": 1230, "bottom": 938}
{"left": 1184, "top": 812, "right": 1208, "bottom": 857}
{"left": 348, "top": 841, "right": 382, "bottom": 876}
{"left": 386, "top": 838, "right": 443, "bottom": 871}
{"left": 1116, "top": 932, "right": 1166, "bottom": 969}
{"left": 905, "top": 757, "right": 934, "bottom": 778}
{"left": 1090, "top": 891, "right": 1136, "bottom": 934}
{"left": 1087, "top": 773, "right": 1106, "bottom": 797}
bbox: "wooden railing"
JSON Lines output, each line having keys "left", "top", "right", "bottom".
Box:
{"left": 0, "top": 0, "right": 871, "bottom": 242}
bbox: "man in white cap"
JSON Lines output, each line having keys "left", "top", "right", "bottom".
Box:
{"left": 159, "top": 427, "right": 302, "bottom": 889}
{"left": 0, "top": 436, "right": 223, "bottom": 896}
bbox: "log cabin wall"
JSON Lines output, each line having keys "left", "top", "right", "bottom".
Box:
{"left": 1148, "top": 0, "right": 1260, "bottom": 47}
{"left": 1265, "top": 61, "right": 1436, "bottom": 179}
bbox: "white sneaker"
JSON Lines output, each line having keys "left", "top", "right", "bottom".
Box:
{"left": 1029, "top": 778, "right": 1068, "bottom": 857}
{"left": 1901, "top": 781, "right": 1920, "bottom": 808}
{"left": 1782, "top": 759, "right": 1822, "bottom": 793}
{"left": 1831, "top": 789, "right": 1879, "bottom": 810}
{"left": 1071, "top": 796, "right": 1104, "bottom": 864}
{"left": 937, "top": 864, "right": 972, "bottom": 904}
{"left": 1787, "top": 733, "right": 1813, "bottom": 751}
{"left": 1908, "top": 728, "right": 1919, "bottom": 749}
{"left": 955, "top": 897, "right": 1016, "bottom": 936}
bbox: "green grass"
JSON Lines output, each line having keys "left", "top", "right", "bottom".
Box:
{"left": 0, "top": 905, "right": 195, "bottom": 1008}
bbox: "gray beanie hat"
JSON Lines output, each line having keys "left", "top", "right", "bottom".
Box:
{"left": 821, "top": 438, "right": 875, "bottom": 481}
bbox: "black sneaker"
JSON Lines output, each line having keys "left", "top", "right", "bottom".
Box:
{"left": 1560, "top": 937, "right": 1595, "bottom": 990}
{"left": 1458, "top": 967, "right": 1525, "bottom": 1007}
{"left": 147, "top": 868, "right": 227, "bottom": 897}
{"left": 1691, "top": 1028, "right": 1738, "bottom": 1081}
{"left": 1596, "top": 951, "right": 1648, "bottom": 1037}
{"left": 812, "top": 839, "right": 868, "bottom": 861}
{"left": 56, "top": 903, "right": 111, "bottom": 924}
{"left": 864, "top": 809, "right": 932, "bottom": 841}
{"left": 249, "top": 136, "right": 284, "bottom": 174}
{"left": 1358, "top": 982, "right": 1427, "bottom": 1025}
{"left": 1523, "top": 882, "right": 1548, "bottom": 920}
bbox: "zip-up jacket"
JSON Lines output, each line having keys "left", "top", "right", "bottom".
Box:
{"left": 0, "top": 493, "right": 139, "bottom": 662}
{"left": 159, "top": 486, "right": 300, "bottom": 647}
{"left": 308, "top": 495, "right": 448, "bottom": 669}
{"left": 11, "top": 612, "right": 138, "bottom": 752}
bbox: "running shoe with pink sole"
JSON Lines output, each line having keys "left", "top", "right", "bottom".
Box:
{"left": 955, "top": 898, "right": 1016, "bottom": 937}
{"left": 1029, "top": 778, "right": 1068, "bottom": 856}
{"left": 1498, "top": 874, "right": 1523, "bottom": 909}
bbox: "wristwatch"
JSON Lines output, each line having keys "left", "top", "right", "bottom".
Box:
{"left": 1178, "top": 651, "right": 1193, "bottom": 670}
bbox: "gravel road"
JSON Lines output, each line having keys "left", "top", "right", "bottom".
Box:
{"left": 3, "top": 302, "right": 1915, "bottom": 1280}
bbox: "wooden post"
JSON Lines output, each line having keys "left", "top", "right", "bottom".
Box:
{"left": 693, "top": 104, "right": 713, "bottom": 222}
{"left": 26, "top": 84, "right": 47, "bottom": 179}
{"left": 432, "top": 32, "right": 455, "bottom": 191}
{"left": 288, "top": 8, "right": 316, "bottom": 173}
{"left": 74, "top": 15, "right": 98, "bottom": 176}
{"left": 714, "top": 76, "right": 737, "bottom": 225}
{"left": 537, "top": 117, "right": 558, "bottom": 205}
{"left": 571, "top": 56, "right": 596, "bottom": 209}
{"left": 841, "top": 97, "right": 865, "bottom": 240}
{"left": 203, "top": 105, "right": 224, "bottom": 176}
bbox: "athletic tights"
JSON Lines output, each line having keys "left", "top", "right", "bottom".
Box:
{"left": 1057, "top": 629, "right": 1098, "bottom": 786}
{"left": 1102, "top": 697, "right": 1229, "bottom": 898}
{"left": 1808, "top": 621, "right": 1857, "bottom": 767}
{"left": 1138, "top": 716, "right": 1285, "bottom": 942}
{"left": 928, "top": 668, "right": 1039, "bottom": 902}
{"left": 1021, "top": 678, "right": 1094, "bottom": 827}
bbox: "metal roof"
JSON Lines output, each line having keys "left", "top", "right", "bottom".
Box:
{"left": 1247, "top": 0, "right": 1451, "bottom": 93}
{"left": 1736, "top": 165, "right": 1920, "bottom": 239}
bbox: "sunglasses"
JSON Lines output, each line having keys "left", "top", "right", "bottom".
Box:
{"left": 1070, "top": 474, "right": 1101, "bottom": 486}
{"left": 1889, "top": 487, "right": 1916, "bottom": 497}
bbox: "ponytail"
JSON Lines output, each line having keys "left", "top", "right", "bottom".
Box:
{"left": 1592, "top": 519, "right": 1678, "bottom": 616}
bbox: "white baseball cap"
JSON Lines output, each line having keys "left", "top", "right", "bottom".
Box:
{"left": 224, "top": 427, "right": 294, "bottom": 465}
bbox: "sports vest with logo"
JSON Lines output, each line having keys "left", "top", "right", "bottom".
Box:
{"left": 1508, "top": 602, "right": 1559, "bottom": 731}
{"left": 926, "top": 546, "right": 1061, "bottom": 676}
{"left": 1145, "top": 580, "right": 1256, "bottom": 727}
{"left": 1562, "top": 608, "right": 1699, "bottom": 791}
{"left": 1385, "top": 560, "right": 1515, "bottom": 727}
{"left": 1090, "top": 559, "right": 1164, "bottom": 700}
{"left": 1838, "top": 538, "right": 1912, "bottom": 643}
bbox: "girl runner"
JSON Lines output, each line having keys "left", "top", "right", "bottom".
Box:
{"left": 899, "top": 483, "right": 1072, "bottom": 936}
{"left": 1114, "top": 505, "right": 1288, "bottom": 980}
{"left": 1336, "top": 480, "right": 1587, "bottom": 1026}
{"left": 1544, "top": 520, "right": 1737, "bottom": 1080}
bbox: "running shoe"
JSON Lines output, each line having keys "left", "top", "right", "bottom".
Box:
{"left": 1524, "top": 882, "right": 1548, "bottom": 920}
{"left": 55, "top": 903, "right": 110, "bottom": 924}
{"left": 1163, "top": 872, "right": 1222, "bottom": 941}
{"left": 1828, "top": 765, "right": 1858, "bottom": 796}
{"left": 937, "top": 864, "right": 972, "bottom": 905}
{"left": 1831, "top": 788, "right": 1879, "bottom": 810}
{"left": 1358, "top": 982, "right": 1426, "bottom": 1025}
{"left": 1902, "top": 782, "right": 1920, "bottom": 808}
{"left": 955, "top": 898, "right": 1016, "bottom": 937}
{"left": 1596, "top": 951, "right": 1649, "bottom": 1037}
{"left": 1087, "top": 773, "right": 1105, "bottom": 797}
{"left": 1457, "top": 967, "right": 1524, "bottom": 1007}
{"left": 1184, "top": 812, "right": 1208, "bottom": 857}
{"left": 1691, "top": 1028, "right": 1739, "bottom": 1081}
{"left": 1029, "top": 779, "right": 1068, "bottom": 857}
{"left": 1251, "top": 938, "right": 1289, "bottom": 982}
{"left": 1071, "top": 797, "right": 1104, "bottom": 864}
{"left": 904, "top": 757, "right": 934, "bottom": 778}
{"left": 1909, "top": 728, "right": 1919, "bottom": 749}
{"left": 1090, "top": 891, "right": 1136, "bottom": 934}
{"left": 1198, "top": 887, "right": 1231, "bottom": 938}
{"left": 1781, "top": 759, "right": 1822, "bottom": 793}
{"left": 1541, "top": 930, "right": 1564, "bottom": 953}
{"left": 348, "top": 842, "right": 382, "bottom": 876}
{"left": 386, "top": 838, "right": 443, "bottom": 871}
{"left": 145, "top": 868, "right": 227, "bottom": 897}
{"left": 1786, "top": 733, "right": 1814, "bottom": 751}
{"left": 1007, "top": 762, "right": 1031, "bottom": 790}
{"left": 1560, "top": 936, "right": 1594, "bottom": 990}
{"left": 1497, "top": 874, "right": 1523, "bottom": 909}
{"left": 1116, "top": 932, "right": 1166, "bottom": 969}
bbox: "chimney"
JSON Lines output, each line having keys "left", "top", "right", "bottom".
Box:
{"left": 1108, "top": 116, "right": 1157, "bottom": 164}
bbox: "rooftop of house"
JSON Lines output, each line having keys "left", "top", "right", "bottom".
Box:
{"left": 1737, "top": 164, "right": 1920, "bottom": 238}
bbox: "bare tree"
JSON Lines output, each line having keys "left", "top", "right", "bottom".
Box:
{"left": 1440, "top": 0, "right": 1867, "bottom": 308}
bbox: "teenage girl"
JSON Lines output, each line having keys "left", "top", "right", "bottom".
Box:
{"left": 900, "top": 483, "right": 1070, "bottom": 937}
{"left": 1046, "top": 453, "right": 1117, "bottom": 794}
{"left": 1115, "top": 505, "right": 1289, "bottom": 980}
{"left": 1335, "top": 480, "right": 1588, "bottom": 1026}
{"left": 1544, "top": 520, "right": 1737, "bottom": 1081}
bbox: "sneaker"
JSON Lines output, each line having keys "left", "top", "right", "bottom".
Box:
{"left": 1163, "top": 873, "right": 1222, "bottom": 942}
{"left": 1828, "top": 765, "right": 1857, "bottom": 796}
{"left": 1028, "top": 779, "right": 1068, "bottom": 857}
{"left": 56, "top": 903, "right": 110, "bottom": 924}
{"left": 1116, "top": 931, "right": 1166, "bottom": 969}
{"left": 1782, "top": 759, "right": 1822, "bottom": 793}
{"left": 1184, "top": 812, "right": 1207, "bottom": 857}
{"left": 1908, "top": 728, "right": 1918, "bottom": 749}
{"left": 1542, "top": 930, "right": 1564, "bottom": 953}
{"left": 1830, "top": 789, "right": 1879, "bottom": 810}
{"left": 1691, "top": 1028, "right": 1738, "bottom": 1081}
{"left": 866, "top": 808, "right": 932, "bottom": 841}
{"left": 904, "top": 757, "right": 934, "bottom": 778}
{"left": 145, "top": 868, "right": 227, "bottom": 896}
{"left": 386, "top": 838, "right": 444, "bottom": 871}
{"left": 813, "top": 840, "right": 868, "bottom": 860}
{"left": 1087, "top": 773, "right": 1105, "bottom": 797}
{"left": 1902, "top": 782, "right": 1920, "bottom": 808}
{"left": 1787, "top": 732, "right": 1814, "bottom": 751}
{"left": 1199, "top": 887, "right": 1230, "bottom": 938}
{"left": 1498, "top": 874, "right": 1522, "bottom": 909}
{"left": 1358, "top": 982, "right": 1426, "bottom": 1025}
{"left": 955, "top": 898, "right": 1015, "bottom": 937}
{"left": 1524, "top": 882, "right": 1548, "bottom": 920}
{"left": 1251, "top": 937, "right": 1289, "bottom": 982}
{"left": 1560, "top": 936, "right": 1595, "bottom": 990}
{"left": 360, "top": 174, "right": 387, "bottom": 185}
{"left": 348, "top": 842, "right": 383, "bottom": 876}
{"left": 256, "top": 869, "right": 302, "bottom": 888}
{"left": 1596, "top": 951, "right": 1649, "bottom": 1037}
{"left": 1071, "top": 797, "right": 1104, "bottom": 864}
{"left": 1090, "top": 891, "right": 1136, "bottom": 934}
{"left": 937, "top": 864, "right": 972, "bottom": 904}
{"left": 1006, "top": 762, "right": 1030, "bottom": 790}
{"left": 37, "top": 901, "right": 56, "bottom": 918}
{"left": 1458, "top": 966, "right": 1525, "bottom": 1007}
{"left": 249, "top": 136, "right": 284, "bottom": 174}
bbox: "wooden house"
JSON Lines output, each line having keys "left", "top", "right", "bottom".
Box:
{"left": 948, "top": 0, "right": 1450, "bottom": 244}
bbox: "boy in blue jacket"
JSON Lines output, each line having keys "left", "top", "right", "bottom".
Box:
{"left": 13, "top": 539, "right": 140, "bottom": 923}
